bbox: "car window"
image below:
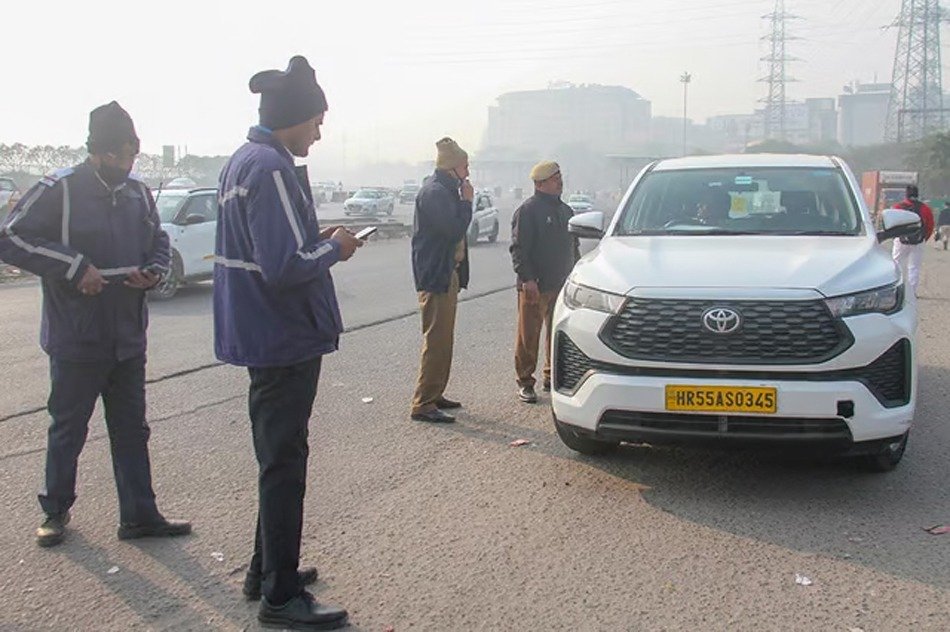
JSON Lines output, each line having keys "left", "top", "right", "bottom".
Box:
{"left": 615, "top": 167, "right": 862, "bottom": 236}
{"left": 182, "top": 194, "right": 217, "bottom": 222}
{"left": 156, "top": 191, "right": 188, "bottom": 223}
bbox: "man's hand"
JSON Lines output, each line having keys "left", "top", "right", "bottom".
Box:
{"left": 320, "top": 225, "right": 343, "bottom": 241}
{"left": 331, "top": 228, "right": 364, "bottom": 261}
{"left": 78, "top": 265, "right": 108, "bottom": 296}
{"left": 522, "top": 280, "right": 540, "bottom": 305}
{"left": 125, "top": 268, "right": 160, "bottom": 290}
{"left": 460, "top": 179, "right": 475, "bottom": 203}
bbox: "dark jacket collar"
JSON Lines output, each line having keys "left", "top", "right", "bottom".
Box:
{"left": 248, "top": 126, "right": 294, "bottom": 167}
{"left": 534, "top": 191, "right": 562, "bottom": 206}
{"left": 433, "top": 169, "right": 461, "bottom": 197}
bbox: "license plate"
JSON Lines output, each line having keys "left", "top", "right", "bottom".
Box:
{"left": 665, "top": 385, "right": 777, "bottom": 414}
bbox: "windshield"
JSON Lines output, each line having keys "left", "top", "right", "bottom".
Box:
{"left": 615, "top": 167, "right": 863, "bottom": 237}
{"left": 156, "top": 191, "right": 189, "bottom": 223}
{"left": 354, "top": 190, "right": 378, "bottom": 199}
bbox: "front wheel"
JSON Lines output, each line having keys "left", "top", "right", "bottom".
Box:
{"left": 553, "top": 415, "right": 619, "bottom": 456}
{"left": 149, "top": 254, "right": 182, "bottom": 300}
{"left": 859, "top": 432, "right": 908, "bottom": 473}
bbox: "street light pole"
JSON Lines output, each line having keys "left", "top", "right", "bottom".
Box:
{"left": 680, "top": 72, "right": 692, "bottom": 157}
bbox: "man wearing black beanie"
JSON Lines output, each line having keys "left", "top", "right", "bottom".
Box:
{"left": 214, "top": 55, "right": 358, "bottom": 630}
{"left": 0, "top": 101, "right": 191, "bottom": 547}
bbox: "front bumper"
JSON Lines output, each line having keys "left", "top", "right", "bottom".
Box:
{"left": 551, "top": 299, "right": 917, "bottom": 448}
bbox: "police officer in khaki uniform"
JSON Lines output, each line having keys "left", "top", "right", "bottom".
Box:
{"left": 409, "top": 138, "right": 473, "bottom": 423}
{"left": 510, "top": 161, "right": 579, "bottom": 403}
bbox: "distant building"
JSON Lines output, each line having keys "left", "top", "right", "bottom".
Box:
{"left": 706, "top": 113, "right": 765, "bottom": 152}
{"left": 484, "top": 83, "right": 651, "bottom": 155}
{"left": 838, "top": 82, "right": 891, "bottom": 147}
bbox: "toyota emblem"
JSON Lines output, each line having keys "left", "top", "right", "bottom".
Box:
{"left": 702, "top": 307, "right": 742, "bottom": 334}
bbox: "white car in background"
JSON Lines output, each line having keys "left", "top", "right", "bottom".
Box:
{"left": 0, "top": 177, "right": 20, "bottom": 224}
{"left": 152, "top": 187, "right": 218, "bottom": 299}
{"left": 552, "top": 154, "right": 921, "bottom": 472}
{"left": 567, "top": 193, "right": 594, "bottom": 214}
{"left": 343, "top": 188, "right": 394, "bottom": 216}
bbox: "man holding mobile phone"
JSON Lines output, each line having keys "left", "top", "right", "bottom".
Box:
{"left": 214, "top": 56, "right": 359, "bottom": 630}
{"left": 409, "top": 137, "right": 473, "bottom": 423}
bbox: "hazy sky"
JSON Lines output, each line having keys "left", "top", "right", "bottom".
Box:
{"left": 0, "top": 0, "right": 908, "bottom": 174}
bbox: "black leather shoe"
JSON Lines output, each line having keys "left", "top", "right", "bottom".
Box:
{"left": 411, "top": 409, "right": 456, "bottom": 423}
{"left": 117, "top": 518, "right": 192, "bottom": 541}
{"left": 37, "top": 512, "right": 70, "bottom": 548}
{"left": 244, "top": 567, "right": 319, "bottom": 601}
{"left": 436, "top": 397, "right": 462, "bottom": 409}
{"left": 519, "top": 386, "right": 538, "bottom": 404}
{"left": 259, "top": 591, "right": 348, "bottom": 630}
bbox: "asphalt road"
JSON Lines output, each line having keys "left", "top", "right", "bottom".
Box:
{"left": 0, "top": 229, "right": 947, "bottom": 630}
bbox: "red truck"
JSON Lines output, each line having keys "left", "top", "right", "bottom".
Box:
{"left": 861, "top": 170, "right": 917, "bottom": 220}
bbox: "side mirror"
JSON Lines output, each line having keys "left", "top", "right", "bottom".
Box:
{"left": 183, "top": 214, "right": 206, "bottom": 226}
{"left": 569, "top": 211, "right": 605, "bottom": 239}
{"left": 876, "top": 208, "right": 922, "bottom": 243}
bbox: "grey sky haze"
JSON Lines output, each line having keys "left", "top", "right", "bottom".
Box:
{"left": 0, "top": 0, "right": 908, "bottom": 176}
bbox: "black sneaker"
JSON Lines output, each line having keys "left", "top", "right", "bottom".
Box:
{"left": 411, "top": 409, "right": 456, "bottom": 423}
{"left": 519, "top": 386, "right": 538, "bottom": 404}
{"left": 36, "top": 512, "right": 70, "bottom": 548}
{"left": 435, "top": 396, "right": 462, "bottom": 409}
{"left": 259, "top": 591, "right": 348, "bottom": 630}
{"left": 117, "top": 518, "right": 192, "bottom": 541}
{"left": 244, "top": 567, "right": 319, "bottom": 601}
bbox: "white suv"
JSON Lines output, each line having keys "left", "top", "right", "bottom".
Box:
{"left": 152, "top": 187, "right": 218, "bottom": 299}
{"left": 551, "top": 154, "right": 922, "bottom": 472}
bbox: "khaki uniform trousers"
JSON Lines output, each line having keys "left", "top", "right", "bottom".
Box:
{"left": 411, "top": 271, "right": 460, "bottom": 414}
{"left": 515, "top": 289, "right": 558, "bottom": 388}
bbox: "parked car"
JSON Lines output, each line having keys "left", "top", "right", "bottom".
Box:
{"left": 399, "top": 183, "right": 420, "bottom": 204}
{"left": 0, "top": 177, "right": 20, "bottom": 224}
{"left": 166, "top": 176, "right": 198, "bottom": 189}
{"left": 151, "top": 187, "right": 218, "bottom": 299}
{"left": 567, "top": 193, "right": 594, "bottom": 214}
{"left": 467, "top": 191, "right": 500, "bottom": 245}
{"left": 343, "top": 188, "right": 394, "bottom": 216}
{"left": 551, "top": 154, "right": 921, "bottom": 472}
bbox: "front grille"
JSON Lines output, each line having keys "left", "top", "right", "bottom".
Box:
{"left": 598, "top": 410, "right": 852, "bottom": 441}
{"left": 857, "top": 340, "right": 910, "bottom": 406}
{"left": 602, "top": 298, "right": 851, "bottom": 365}
{"left": 555, "top": 333, "right": 593, "bottom": 392}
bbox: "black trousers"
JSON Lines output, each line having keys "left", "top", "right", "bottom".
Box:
{"left": 40, "top": 355, "right": 161, "bottom": 524}
{"left": 247, "top": 357, "right": 322, "bottom": 605}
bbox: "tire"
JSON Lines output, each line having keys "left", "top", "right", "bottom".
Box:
{"left": 488, "top": 221, "right": 499, "bottom": 243}
{"left": 859, "top": 431, "right": 909, "bottom": 473}
{"left": 553, "top": 415, "right": 619, "bottom": 456}
{"left": 467, "top": 225, "right": 479, "bottom": 247}
{"left": 149, "top": 252, "right": 182, "bottom": 300}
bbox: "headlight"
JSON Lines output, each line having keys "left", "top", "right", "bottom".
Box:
{"left": 563, "top": 280, "right": 625, "bottom": 313}
{"left": 824, "top": 283, "right": 903, "bottom": 318}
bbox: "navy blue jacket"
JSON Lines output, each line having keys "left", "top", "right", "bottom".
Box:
{"left": 213, "top": 126, "right": 343, "bottom": 368}
{"left": 0, "top": 161, "right": 170, "bottom": 361}
{"left": 411, "top": 170, "right": 471, "bottom": 293}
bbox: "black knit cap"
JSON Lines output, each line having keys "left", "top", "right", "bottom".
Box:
{"left": 86, "top": 101, "right": 140, "bottom": 154}
{"left": 250, "top": 56, "right": 328, "bottom": 130}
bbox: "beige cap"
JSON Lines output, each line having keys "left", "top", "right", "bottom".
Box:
{"left": 435, "top": 137, "right": 468, "bottom": 171}
{"left": 530, "top": 160, "right": 560, "bottom": 182}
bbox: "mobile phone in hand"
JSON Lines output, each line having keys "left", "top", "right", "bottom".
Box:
{"left": 355, "top": 226, "right": 378, "bottom": 240}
